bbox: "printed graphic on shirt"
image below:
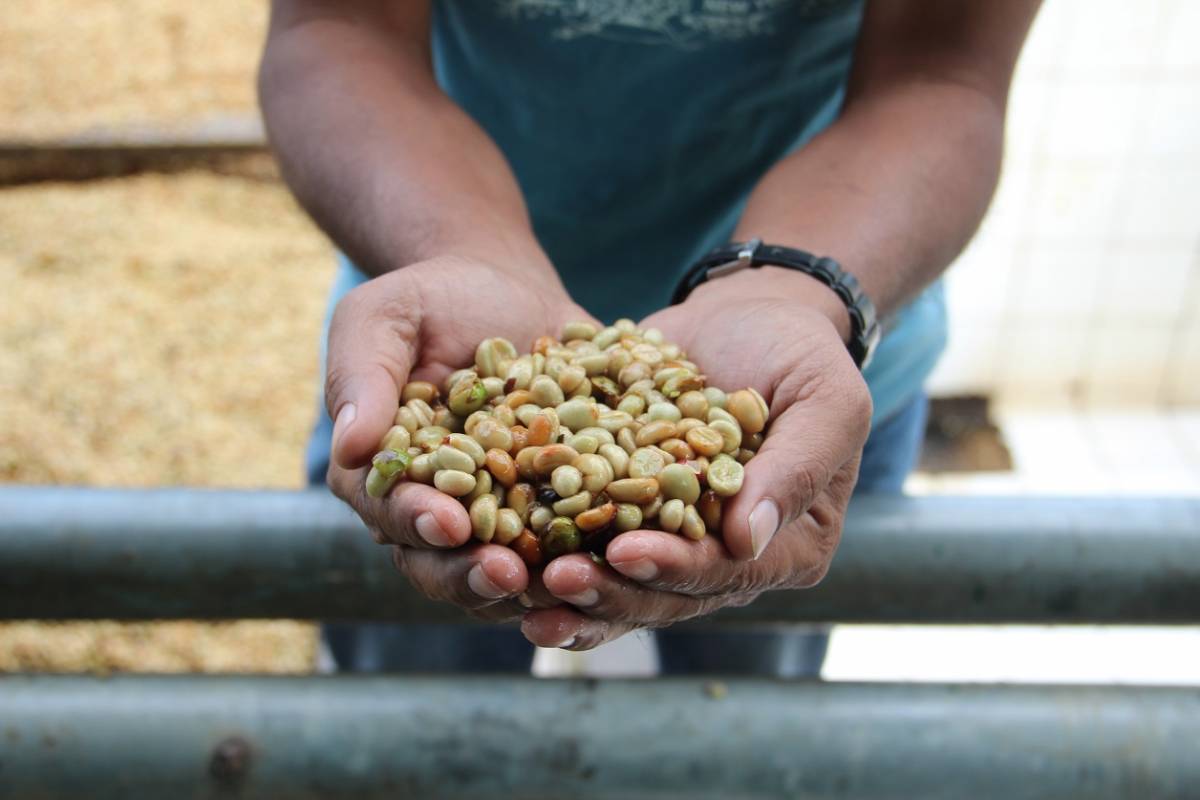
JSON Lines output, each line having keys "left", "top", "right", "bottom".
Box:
{"left": 496, "top": 0, "right": 854, "bottom": 46}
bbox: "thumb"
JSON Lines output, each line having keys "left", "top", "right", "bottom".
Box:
{"left": 324, "top": 283, "right": 420, "bottom": 469}
{"left": 719, "top": 378, "right": 870, "bottom": 561}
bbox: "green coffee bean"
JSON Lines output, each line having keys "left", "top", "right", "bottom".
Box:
{"left": 708, "top": 419, "right": 743, "bottom": 454}
{"left": 551, "top": 464, "right": 584, "bottom": 498}
{"left": 697, "top": 490, "right": 723, "bottom": 531}
{"left": 617, "top": 394, "right": 646, "bottom": 417}
{"left": 727, "top": 388, "right": 769, "bottom": 435}
{"left": 475, "top": 337, "right": 518, "bottom": 378}
{"left": 617, "top": 427, "right": 638, "bottom": 455}
{"left": 575, "top": 427, "right": 615, "bottom": 445}
{"left": 630, "top": 343, "right": 663, "bottom": 366}
{"left": 365, "top": 449, "right": 412, "bottom": 498}
{"left": 618, "top": 361, "right": 653, "bottom": 387}
{"left": 507, "top": 483, "right": 536, "bottom": 523}
{"left": 541, "top": 516, "right": 583, "bottom": 558}
{"left": 463, "top": 468, "right": 494, "bottom": 503}
{"left": 658, "top": 463, "right": 701, "bottom": 505}
{"left": 433, "top": 469, "right": 476, "bottom": 497}
{"left": 642, "top": 493, "right": 664, "bottom": 520}
{"left": 494, "top": 508, "right": 524, "bottom": 545}
{"left": 433, "top": 409, "right": 465, "bottom": 433}
{"left": 675, "top": 391, "right": 709, "bottom": 420}
{"left": 606, "top": 478, "right": 659, "bottom": 504}
{"left": 446, "top": 433, "right": 486, "bottom": 467}
{"left": 635, "top": 420, "right": 676, "bottom": 447}
{"left": 592, "top": 326, "right": 621, "bottom": 349}
{"left": 493, "top": 404, "right": 517, "bottom": 427}
{"left": 659, "top": 499, "right": 685, "bottom": 533}
{"left": 561, "top": 433, "right": 597, "bottom": 454}
{"left": 562, "top": 321, "right": 599, "bottom": 342}
{"left": 482, "top": 376, "right": 506, "bottom": 399}
{"left": 446, "top": 368, "right": 477, "bottom": 394}
{"left": 628, "top": 447, "right": 666, "bottom": 480}
{"left": 469, "top": 493, "right": 499, "bottom": 542}
{"left": 472, "top": 418, "right": 513, "bottom": 452}
{"left": 533, "top": 444, "right": 580, "bottom": 476}
{"left": 413, "top": 426, "right": 451, "bottom": 452}
{"left": 405, "top": 398, "right": 435, "bottom": 428}
{"left": 529, "top": 504, "right": 554, "bottom": 535}
{"left": 703, "top": 387, "right": 727, "bottom": 410}
{"left": 505, "top": 357, "right": 535, "bottom": 392}
{"left": 591, "top": 375, "right": 622, "bottom": 407}
{"left": 380, "top": 425, "right": 411, "bottom": 453}
{"left": 643, "top": 327, "right": 664, "bottom": 345}
{"left": 598, "top": 443, "right": 629, "bottom": 479}
{"left": 435, "top": 444, "right": 477, "bottom": 474}
{"left": 661, "top": 373, "right": 704, "bottom": 399}
{"left": 394, "top": 406, "right": 420, "bottom": 434}
{"left": 614, "top": 318, "right": 637, "bottom": 333}
{"left": 402, "top": 380, "right": 440, "bottom": 404}
{"left": 680, "top": 505, "right": 706, "bottom": 540}
{"left": 685, "top": 426, "right": 724, "bottom": 458}
{"left": 552, "top": 490, "right": 592, "bottom": 517}
{"left": 530, "top": 374, "right": 565, "bottom": 407}
{"left": 573, "top": 454, "right": 614, "bottom": 494}
{"left": 448, "top": 376, "right": 488, "bottom": 416}
{"left": 707, "top": 456, "right": 745, "bottom": 497}
{"left": 648, "top": 402, "right": 683, "bottom": 423}
{"left": 614, "top": 503, "right": 643, "bottom": 532}
{"left": 408, "top": 453, "right": 437, "bottom": 484}
{"left": 574, "top": 353, "right": 610, "bottom": 376}
{"left": 557, "top": 365, "right": 588, "bottom": 394}
{"left": 597, "top": 409, "right": 635, "bottom": 433}
{"left": 554, "top": 398, "right": 598, "bottom": 431}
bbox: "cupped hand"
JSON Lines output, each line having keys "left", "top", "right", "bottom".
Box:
{"left": 521, "top": 267, "right": 872, "bottom": 649}
{"left": 325, "top": 255, "right": 593, "bottom": 621}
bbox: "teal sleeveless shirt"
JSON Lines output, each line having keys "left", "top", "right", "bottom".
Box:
{"left": 330, "top": 0, "right": 947, "bottom": 426}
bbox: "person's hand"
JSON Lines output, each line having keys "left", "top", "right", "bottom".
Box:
{"left": 520, "top": 267, "right": 872, "bottom": 649}
{"left": 324, "top": 255, "right": 592, "bottom": 621}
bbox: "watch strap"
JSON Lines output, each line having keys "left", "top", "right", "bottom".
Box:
{"left": 672, "top": 239, "right": 881, "bottom": 369}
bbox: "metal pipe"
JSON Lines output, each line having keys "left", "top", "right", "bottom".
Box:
{"left": 2, "top": 486, "right": 1198, "bottom": 623}
{"left": 1, "top": 675, "right": 1197, "bottom": 799}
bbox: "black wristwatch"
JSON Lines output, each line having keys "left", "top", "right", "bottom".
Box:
{"left": 672, "top": 238, "right": 881, "bottom": 369}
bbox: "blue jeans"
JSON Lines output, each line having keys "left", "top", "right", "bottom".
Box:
{"left": 314, "top": 392, "right": 928, "bottom": 676}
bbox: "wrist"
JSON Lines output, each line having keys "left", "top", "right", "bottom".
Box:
{"left": 697, "top": 264, "right": 853, "bottom": 343}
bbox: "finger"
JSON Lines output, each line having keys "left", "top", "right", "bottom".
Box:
{"left": 328, "top": 464, "right": 471, "bottom": 549}
{"left": 606, "top": 528, "right": 820, "bottom": 596}
{"left": 540, "top": 554, "right": 719, "bottom": 625}
{"left": 324, "top": 278, "right": 421, "bottom": 469}
{"left": 721, "top": 365, "right": 871, "bottom": 561}
{"left": 395, "top": 542, "right": 528, "bottom": 612}
{"left": 519, "top": 605, "right": 639, "bottom": 651}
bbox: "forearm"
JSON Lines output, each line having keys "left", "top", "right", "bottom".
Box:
{"left": 734, "top": 78, "right": 1003, "bottom": 322}
{"left": 259, "top": 6, "right": 554, "bottom": 280}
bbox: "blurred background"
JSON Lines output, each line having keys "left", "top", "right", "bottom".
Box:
{"left": 1, "top": 1, "right": 1197, "bottom": 679}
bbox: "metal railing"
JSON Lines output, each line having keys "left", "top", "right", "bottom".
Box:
{"left": 2, "top": 486, "right": 1198, "bottom": 798}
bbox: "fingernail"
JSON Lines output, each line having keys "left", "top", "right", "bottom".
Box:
{"left": 415, "top": 512, "right": 452, "bottom": 547}
{"left": 749, "top": 499, "right": 780, "bottom": 560}
{"left": 560, "top": 588, "right": 598, "bottom": 608}
{"left": 612, "top": 558, "right": 659, "bottom": 582}
{"left": 517, "top": 592, "right": 534, "bottom": 608}
{"left": 553, "top": 634, "right": 578, "bottom": 649}
{"left": 331, "top": 403, "right": 356, "bottom": 456}
{"left": 467, "top": 564, "right": 508, "bottom": 599}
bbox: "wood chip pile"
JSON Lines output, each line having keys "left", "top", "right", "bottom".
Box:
{"left": 1, "top": 1, "right": 264, "bottom": 139}
{"left": 0, "top": 172, "right": 334, "bottom": 672}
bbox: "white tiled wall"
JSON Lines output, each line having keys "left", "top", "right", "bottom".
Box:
{"left": 927, "top": 0, "right": 1200, "bottom": 408}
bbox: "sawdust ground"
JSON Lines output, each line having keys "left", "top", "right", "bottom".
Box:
{"left": 0, "top": 172, "right": 334, "bottom": 672}
{"left": 1, "top": 1, "right": 265, "bottom": 139}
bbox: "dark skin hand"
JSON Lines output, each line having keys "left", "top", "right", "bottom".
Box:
{"left": 261, "top": 0, "right": 1040, "bottom": 647}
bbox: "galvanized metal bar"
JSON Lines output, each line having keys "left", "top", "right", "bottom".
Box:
{"left": 1, "top": 675, "right": 1196, "bottom": 799}
{"left": 2, "top": 486, "right": 1198, "bottom": 623}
